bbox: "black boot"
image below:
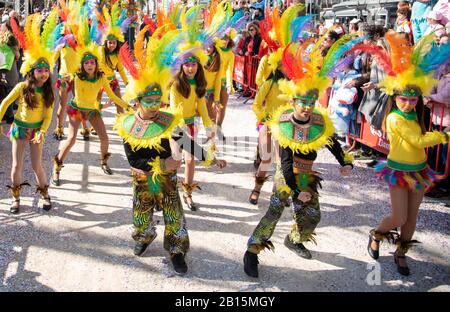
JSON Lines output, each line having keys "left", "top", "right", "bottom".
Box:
{"left": 284, "top": 235, "right": 312, "bottom": 259}
{"left": 134, "top": 242, "right": 150, "bottom": 256}
{"left": 171, "top": 253, "right": 188, "bottom": 275}
{"left": 243, "top": 250, "right": 259, "bottom": 278}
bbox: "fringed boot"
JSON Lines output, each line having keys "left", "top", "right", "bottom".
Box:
{"left": 249, "top": 175, "right": 269, "bottom": 205}
{"left": 394, "top": 238, "right": 420, "bottom": 276}
{"left": 6, "top": 182, "right": 30, "bottom": 214}
{"left": 53, "top": 126, "right": 64, "bottom": 141}
{"left": 79, "top": 127, "right": 90, "bottom": 141}
{"left": 51, "top": 155, "right": 64, "bottom": 186}
{"left": 100, "top": 153, "right": 113, "bottom": 175}
{"left": 181, "top": 182, "right": 200, "bottom": 211}
{"left": 367, "top": 228, "right": 399, "bottom": 260}
{"left": 36, "top": 185, "right": 52, "bottom": 211}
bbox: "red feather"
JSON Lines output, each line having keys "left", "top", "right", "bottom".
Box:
{"left": 259, "top": 9, "right": 279, "bottom": 51}
{"left": 9, "top": 17, "right": 26, "bottom": 49}
{"left": 144, "top": 16, "right": 157, "bottom": 34}
{"left": 348, "top": 43, "right": 395, "bottom": 76}
{"left": 119, "top": 43, "right": 139, "bottom": 79}
{"left": 282, "top": 43, "right": 305, "bottom": 80}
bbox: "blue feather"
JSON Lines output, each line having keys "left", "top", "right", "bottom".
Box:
{"left": 417, "top": 41, "right": 450, "bottom": 73}
{"left": 290, "top": 16, "right": 313, "bottom": 42}
{"left": 320, "top": 36, "right": 367, "bottom": 77}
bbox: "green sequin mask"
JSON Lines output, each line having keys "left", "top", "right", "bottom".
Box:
{"left": 293, "top": 96, "right": 316, "bottom": 108}
{"left": 140, "top": 98, "right": 161, "bottom": 109}
{"left": 32, "top": 58, "right": 50, "bottom": 70}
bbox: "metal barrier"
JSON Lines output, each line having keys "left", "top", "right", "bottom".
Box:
{"left": 233, "top": 54, "right": 261, "bottom": 103}
{"left": 427, "top": 104, "right": 450, "bottom": 181}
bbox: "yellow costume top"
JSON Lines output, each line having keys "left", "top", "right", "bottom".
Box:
{"left": 218, "top": 47, "right": 235, "bottom": 90}
{"left": 72, "top": 75, "right": 128, "bottom": 111}
{"left": 0, "top": 82, "right": 54, "bottom": 132}
{"left": 54, "top": 46, "right": 79, "bottom": 76}
{"left": 169, "top": 82, "right": 213, "bottom": 128}
{"left": 255, "top": 54, "right": 272, "bottom": 87}
{"left": 252, "top": 78, "right": 285, "bottom": 123}
{"left": 100, "top": 50, "right": 129, "bottom": 84}
{"left": 386, "top": 110, "right": 448, "bottom": 171}
{"left": 204, "top": 67, "right": 223, "bottom": 103}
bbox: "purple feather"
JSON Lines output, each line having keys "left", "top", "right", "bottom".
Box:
{"left": 328, "top": 55, "right": 356, "bottom": 78}
{"left": 120, "top": 16, "right": 133, "bottom": 33}
{"left": 232, "top": 15, "right": 248, "bottom": 31}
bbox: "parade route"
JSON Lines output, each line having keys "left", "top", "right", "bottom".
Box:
{"left": 1, "top": 94, "right": 449, "bottom": 292}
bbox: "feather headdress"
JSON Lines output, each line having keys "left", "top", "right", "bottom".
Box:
{"left": 11, "top": 10, "right": 59, "bottom": 75}
{"left": 258, "top": 4, "right": 309, "bottom": 71}
{"left": 349, "top": 30, "right": 450, "bottom": 96}
{"left": 119, "top": 25, "right": 177, "bottom": 103}
{"left": 100, "top": 1, "right": 133, "bottom": 42}
{"left": 278, "top": 33, "right": 365, "bottom": 101}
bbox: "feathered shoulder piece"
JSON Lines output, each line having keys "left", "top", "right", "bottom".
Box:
{"left": 267, "top": 104, "right": 335, "bottom": 154}
{"left": 114, "top": 108, "right": 182, "bottom": 152}
{"left": 12, "top": 9, "right": 59, "bottom": 75}
{"left": 349, "top": 30, "right": 450, "bottom": 96}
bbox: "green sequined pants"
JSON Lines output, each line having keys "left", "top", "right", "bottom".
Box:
{"left": 247, "top": 165, "right": 321, "bottom": 253}
{"left": 132, "top": 172, "right": 189, "bottom": 255}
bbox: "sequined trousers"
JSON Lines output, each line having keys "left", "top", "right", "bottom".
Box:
{"left": 132, "top": 171, "right": 189, "bottom": 255}
{"left": 247, "top": 163, "right": 322, "bottom": 253}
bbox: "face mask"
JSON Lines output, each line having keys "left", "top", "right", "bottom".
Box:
{"left": 140, "top": 98, "right": 161, "bottom": 109}
{"left": 293, "top": 98, "right": 316, "bottom": 108}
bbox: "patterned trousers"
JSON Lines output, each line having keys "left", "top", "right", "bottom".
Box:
{"left": 132, "top": 171, "right": 189, "bottom": 255}
{"left": 247, "top": 164, "right": 321, "bottom": 253}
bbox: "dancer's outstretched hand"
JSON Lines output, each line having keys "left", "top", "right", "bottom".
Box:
{"left": 213, "top": 158, "right": 227, "bottom": 169}
{"left": 298, "top": 191, "right": 312, "bottom": 203}
{"left": 164, "top": 157, "right": 181, "bottom": 171}
{"left": 340, "top": 165, "right": 352, "bottom": 176}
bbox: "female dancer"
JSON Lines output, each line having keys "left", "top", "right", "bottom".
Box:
{"left": 115, "top": 28, "right": 226, "bottom": 274}
{"left": 170, "top": 54, "right": 215, "bottom": 211}
{"left": 215, "top": 34, "right": 235, "bottom": 140}
{"left": 0, "top": 12, "right": 58, "bottom": 213}
{"left": 52, "top": 43, "right": 129, "bottom": 186}
{"left": 363, "top": 31, "right": 450, "bottom": 276}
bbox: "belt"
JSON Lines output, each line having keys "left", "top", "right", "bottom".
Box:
{"left": 292, "top": 157, "right": 314, "bottom": 174}
{"left": 13, "top": 119, "right": 43, "bottom": 129}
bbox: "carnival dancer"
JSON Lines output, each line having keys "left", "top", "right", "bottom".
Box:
{"left": 97, "top": 2, "right": 130, "bottom": 114}
{"left": 51, "top": 15, "right": 129, "bottom": 186}
{"left": 169, "top": 7, "right": 218, "bottom": 211}
{"left": 0, "top": 12, "right": 59, "bottom": 213}
{"left": 243, "top": 39, "right": 357, "bottom": 278}
{"left": 359, "top": 31, "right": 450, "bottom": 276}
{"left": 249, "top": 4, "right": 308, "bottom": 205}
{"left": 53, "top": 0, "right": 83, "bottom": 141}
{"left": 114, "top": 26, "right": 226, "bottom": 274}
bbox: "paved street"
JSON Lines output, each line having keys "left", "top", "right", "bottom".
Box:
{"left": 0, "top": 92, "right": 449, "bottom": 292}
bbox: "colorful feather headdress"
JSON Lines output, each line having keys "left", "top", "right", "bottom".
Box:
{"left": 279, "top": 33, "right": 366, "bottom": 101}
{"left": 98, "top": 1, "right": 133, "bottom": 42}
{"left": 348, "top": 30, "right": 450, "bottom": 96}
{"left": 119, "top": 25, "right": 177, "bottom": 103}
{"left": 11, "top": 10, "right": 59, "bottom": 75}
{"left": 258, "top": 4, "right": 311, "bottom": 71}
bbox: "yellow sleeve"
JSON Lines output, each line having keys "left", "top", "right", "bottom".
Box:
{"left": 226, "top": 52, "right": 235, "bottom": 89}
{"left": 53, "top": 48, "right": 61, "bottom": 72}
{"left": 390, "top": 115, "right": 446, "bottom": 148}
{"left": 170, "top": 84, "right": 183, "bottom": 109}
{"left": 252, "top": 81, "right": 271, "bottom": 122}
{"left": 213, "top": 70, "right": 223, "bottom": 103}
{"left": 102, "top": 76, "right": 128, "bottom": 109}
{"left": 197, "top": 96, "right": 213, "bottom": 128}
{"left": 40, "top": 101, "right": 55, "bottom": 133}
{"left": 255, "top": 55, "right": 268, "bottom": 87}
{"left": 0, "top": 82, "right": 25, "bottom": 121}
{"left": 116, "top": 60, "right": 129, "bottom": 85}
